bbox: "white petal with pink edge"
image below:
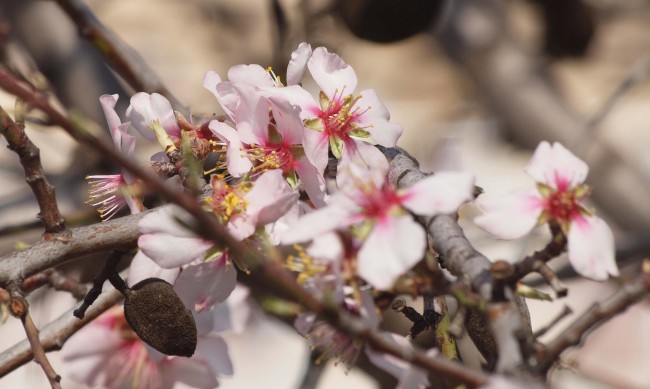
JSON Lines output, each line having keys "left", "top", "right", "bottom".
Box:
{"left": 568, "top": 215, "right": 619, "bottom": 280}
{"left": 401, "top": 171, "right": 474, "bottom": 216}
{"left": 281, "top": 194, "right": 357, "bottom": 244}
{"left": 525, "top": 141, "right": 588, "bottom": 189}
{"left": 174, "top": 260, "right": 237, "bottom": 312}
{"left": 474, "top": 189, "right": 543, "bottom": 240}
{"left": 287, "top": 42, "right": 312, "bottom": 85}
{"left": 357, "top": 214, "right": 426, "bottom": 290}
{"left": 307, "top": 47, "right": 358, "bottom": 100}
{"left": 138, "top": 233, "right": 212, "bottom": 268}
{"left": 127, "top": 250, "right": 180, "bottom": 287}
{"left": 354, "top": 89, "right": 403, "bottom": 147}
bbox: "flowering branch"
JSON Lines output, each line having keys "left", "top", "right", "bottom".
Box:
{"left": 0, "top": 58, "right": 495, "bottom": 388}
{"left": 0, "top": 105, "right": 66, "bottom": 234}
{"left": 53, "top": 0, "right": 187, "bottom": 113}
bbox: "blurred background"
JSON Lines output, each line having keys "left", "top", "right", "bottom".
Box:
{"left": 1, "top": 0, "right": 650, "bottom": 388}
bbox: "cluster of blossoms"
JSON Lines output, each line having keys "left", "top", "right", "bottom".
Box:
{"left": 71, "top": 42, "right": 619, "bottom": 388}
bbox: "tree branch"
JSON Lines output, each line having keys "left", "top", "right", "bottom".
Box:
{"left": 534, "top": 261, "right": 650, "bottom": 373}
{"left": 0, "top": 105, "right": 66, "bottom": 234}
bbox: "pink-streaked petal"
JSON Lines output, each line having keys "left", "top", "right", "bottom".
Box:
{"left": 164, "top": 358, "right": 220, "bottom": 389}
{"left": 337, "top": 140, "right": 389, "bottom": 187}
{"left": 203, "top": 285, "right": 251, "bottom": 334}
{"left": 138, "top": 234, "right": 212, "bottom": 268}
{"left": 174, "top": 260, "right": 237, "bottom": 312}
{"left": 358, "top": 214, "right": 426, "bottom": 290}
{"left": 568, "top": 215, "right": 619, "bottom": 280}
{"left": 401, "top": 171, "right": 475, "bottom": 216}
{"left": 202, "top": 69, "right": 222, "bottom": 98}
{"left": 307, "top": 232, "right": 343, "bottom": 263}
{"left": 139, "top": 205, "right": 199, "bottom": 238}
{"left": 303, "top": 127, "right": 330, "bottom": 175}
{"left": 99, "top": 94, "right": 121, "bottom": 137}
{"left": 525, "top": 141, "right": 588, "bottom": 190}
{"left": 231, "top": 83, "right": 271, "bottom": 145}
{"left": 209, "top": 120, "right": 253, "bottom": 177}
{"left": 295, "top": 156, "right": 328, "bottom": 208}
{"left": 127, "top": 250, "right": 180, "bottom": 287}
{"left": 214, "top": 81, "right": 238, "bottom": 121}
{"left": 281, "top": 194, "right": 357, "bottom": 244}
{"left": 354, "top": 89, "right": 402, "bottom": 147}
{"left": 308, "top": 47, "right": 358, "bottom": 99}
{"left": 474, "top": 189, "right": 544, "bottom": 240}
{"left": 286, "top": 42, "right": 312, "bottom": 85}
{"left": 268, "top": 96, "right": 304, "bottom": 145}
{"left": 127, "top": 92, "right": 180, "bottom": 140}
{"left": 227, "top": 64, "right": 275, "bottom": 87}
{"left": 336, "top": 152, "right": 388, "bottom": 198}
{"left": 61, "top": 329, "right": 125, "bottom": 387}
{"left": 262, "top": 84, "right": 318, "bottom": 119}
{"left": 244, "top": 169, "right": 299, "bottom": 226}
{"left": 195, "top": 335, "right": 234, "bottom": 376}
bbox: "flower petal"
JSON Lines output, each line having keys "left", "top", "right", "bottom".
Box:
{"left": 127, "top": 92, "right": 180, "bottom": 140}
{"left": 139, "top": 205, "right": 199, "bottom": 238}
{"left": 127, "top": 250, "right": 180, "bottom": 287}
{"left": 474, "top": 189, "right": 543, "bottom": 240}
{"left": 302, "top": 126, "right": 330, "bottom": 175}
{"left": 209, "top": 120, "right": 253, "bottom": 177}
{"left": 195, "top": 335, "right": 234, "bottom": 376}
{"left": 174, "top": 260, "right": 237, "bottom": 312}
{"left": 138, "top": 233, "right": 212, "bottom": 268}
{"left": 308, "top": 47, "right": 358, "bottom": 99}
{"left": 286, "top": 42, "right": 312, "bottom": 85}
{"left": 354, "top": 89, "right": 403, "bottom": 147}
{"left": 358, "top": 214, "right": 426, "bottom": 290}
{"left": 401, "top": 171, "right": 474, "bottom": 216}
{"left": 164, "top": 357, "right": 220, "bottom": 389}
{"left": 568, "top": 215, "right": 619, "bottom": 280}
{"left": 281, "top": 193, "right": 357, "bottom": 244}
{"left": 525, "top": 141, "right": 588, "bottom": 190}
{"left": 294, "top": 156, "right": 328, "bottom": 208}
{"left": 242, "top": 169, "right": 299, "bottom": 226}
{"left": 227, "top": 64, "right": 274, "bottom": 87}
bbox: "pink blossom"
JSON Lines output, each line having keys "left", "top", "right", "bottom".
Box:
{"left": 61, "top": 306, "right": 233, "bottom": 389}
{"left": 283, "top": 162, "right": 475, "bottom": 289}
{"left": 86, "top": 94, "right": 140, "bottom": 220}
{"left": 292, "top": 46, "right": 404, "bottom": 177}
{"left": 474, "top": 141, "right": 618, "bottom": 280}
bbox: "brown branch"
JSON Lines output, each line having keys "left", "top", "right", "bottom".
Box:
{"left": 534, "top": 260, "right": 650, "bottom": 373}
{"left": 0, "top": 209, "right": 147, "bottom": 288}
{"left": 21, "top": 269, "right": 88, "bottom": 299}
{"left": 53, "top": 0, "right": 187, "bottom": 114}
{"left": 0, "top": 105, "right": 66, "bottom": 234}
{"left": 0, "top": 64, "right": 493, "bottom": 387}
{"left": 0, "top": 289, "right": 122, "bottom": 378}
{"left": 384, "top": 146, "right": 532, "bottom": 371}
{"left": 9, "top": 296, "right": 61, "bottom": 388}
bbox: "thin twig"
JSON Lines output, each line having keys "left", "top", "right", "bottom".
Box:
{"left": 9, "top": 295, "right": 61, "bottom": 388}
{"left": 53, "top": 0, "right": 187, "bottom": 114}
{"left": 0, "top": 288, "right": 122, "bottom": 378}
{"left": 0, "top": 105, "right": 66, "bottom": 234}
{"left": 534, "top": 261, "right": 650, "bottom": 373}
{"left": 533, "top": 305, "right": 572, "bottom": 339}
{"left": 21, "top": 269, "right": 88, "bottom": 299}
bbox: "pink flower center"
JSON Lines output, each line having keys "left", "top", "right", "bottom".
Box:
{"left": 542, "top": 184, "right": 589, "bottom": 224}
{"left": 358, "top": 182, "right": 403, "bottom": 220}
{"left": 318, "top": 90, "right": 369, "bottom": 140}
